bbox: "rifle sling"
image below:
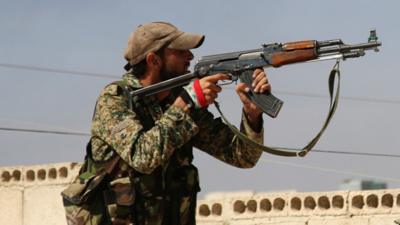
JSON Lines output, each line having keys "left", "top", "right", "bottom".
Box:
{"left": 214, "top": 61, "right": 341, "bottom": 157}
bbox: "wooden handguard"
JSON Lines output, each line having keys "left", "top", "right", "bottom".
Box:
{"left": 270, "top": 49, "right": 318, "bottom": 67}
{"left": 282, "top": 40, "right": 316, "bottom": 51}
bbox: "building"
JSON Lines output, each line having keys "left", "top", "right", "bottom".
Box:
{"left": 1, "top": 162, "right": 399, "bottom": 225}
{"left": 340, "top": 179, "right": 387, "bottom": 190}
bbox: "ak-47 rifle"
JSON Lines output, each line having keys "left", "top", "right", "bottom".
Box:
{"left": 131, "top": 30, "right": 381, "bottom": 117}
{"left": 131, "top": 30, "right": 382, "bottom": 157}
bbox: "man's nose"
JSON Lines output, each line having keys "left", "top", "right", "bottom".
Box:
{"left": 185, "top": 50, "right": 194, "bottom": 60}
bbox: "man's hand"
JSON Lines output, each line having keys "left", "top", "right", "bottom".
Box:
{"left": 235, "top": 68, "right": 270, "bottom": 131}
{"left": 198, "top": 73, "right": 230, "bottom": 105}
{"left": 176, "top": 73, "right": 230, "bottom": 112}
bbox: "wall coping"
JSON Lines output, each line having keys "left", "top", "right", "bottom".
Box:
{"left": 1, "top": 162, "right": 399, "bottom": 221}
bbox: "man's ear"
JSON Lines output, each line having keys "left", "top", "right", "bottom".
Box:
{"left": 146, "top": 52, "right": 162, "bottom": 67}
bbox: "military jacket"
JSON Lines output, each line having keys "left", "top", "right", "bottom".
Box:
{"left": 89, "top": 72, "right": 264, "bottom": 224}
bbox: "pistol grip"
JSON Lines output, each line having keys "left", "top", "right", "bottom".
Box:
{"left": 239, "top": 70, "right": 284, "bottom": 118}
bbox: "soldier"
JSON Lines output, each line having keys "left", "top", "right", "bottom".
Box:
{"left": 82, "top": 22, "right": 269, "bottom": 225}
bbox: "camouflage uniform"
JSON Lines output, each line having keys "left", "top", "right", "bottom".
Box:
{"left": 90, "top": 72, "right": 264, "bottom": 225}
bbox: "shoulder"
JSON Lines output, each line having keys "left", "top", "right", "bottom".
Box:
{"left": 94, "top": 82, "right": 128, "bottom": 111}
{"left": 100, "top": 82, "right": 124, "bottom": 97}
{"left": 99, "top": 73, "right": 142, "bottom": 97}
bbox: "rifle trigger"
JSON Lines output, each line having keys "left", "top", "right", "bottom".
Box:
{"left": 231, "top": 74, "right": 238, "bottom": 82}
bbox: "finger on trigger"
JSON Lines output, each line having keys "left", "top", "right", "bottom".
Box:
{"left": 206, "top": 73, "right": 230, "bottom": 83}
{"left": 210, "top": 84, "right": 222, "bottom": 93}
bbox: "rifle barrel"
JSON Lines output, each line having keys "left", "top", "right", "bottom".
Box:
{"left": 317, "top": 42, "right": 381, "bottom": 55}
{"left": 130, "top": 72, "right": 197, "bottom": 97}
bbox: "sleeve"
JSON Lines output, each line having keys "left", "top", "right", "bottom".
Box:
{"left": 192, "top": 109, "right": 264, "bottom": 168}
{"left": 91, "top": 84, "right": 200, "bottom": 174}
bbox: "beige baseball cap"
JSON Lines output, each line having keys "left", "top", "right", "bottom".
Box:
{"left": 124, "top": 22, "right": 205, "bottom": 66}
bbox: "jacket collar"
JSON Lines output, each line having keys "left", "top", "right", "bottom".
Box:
{"left": 122, "top": 72, "right": 143, "bottom": 89}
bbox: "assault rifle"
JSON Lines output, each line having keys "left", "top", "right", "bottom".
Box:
{"left": 131, "top": 30, "right": 381, "bottom": 118}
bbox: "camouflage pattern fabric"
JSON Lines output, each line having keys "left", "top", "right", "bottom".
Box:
{"left": 89, "top": 72, "right": 264, "bottom": 224}
{"left": 61, "top": 165, "right": 111, "bottom": 225}
{"left": 91, "top": 73, "right": 263, "bottom": 172}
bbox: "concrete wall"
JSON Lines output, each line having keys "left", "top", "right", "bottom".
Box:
{"left": 1, "top": 162, "right": 399, "bottom": 225}
{"left": 197, "top": 189, "right": 400, "bottom": 225}
{"left": 0, "top": 163, "right": 80, "bottom": 225}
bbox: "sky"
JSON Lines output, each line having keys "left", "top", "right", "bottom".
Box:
{"left": 1, "top": 0, "right": 399, "bottom": 196}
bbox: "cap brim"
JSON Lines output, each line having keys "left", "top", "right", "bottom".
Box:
{"left": 167, "top": 32, "right": 205, "bottom": 50}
